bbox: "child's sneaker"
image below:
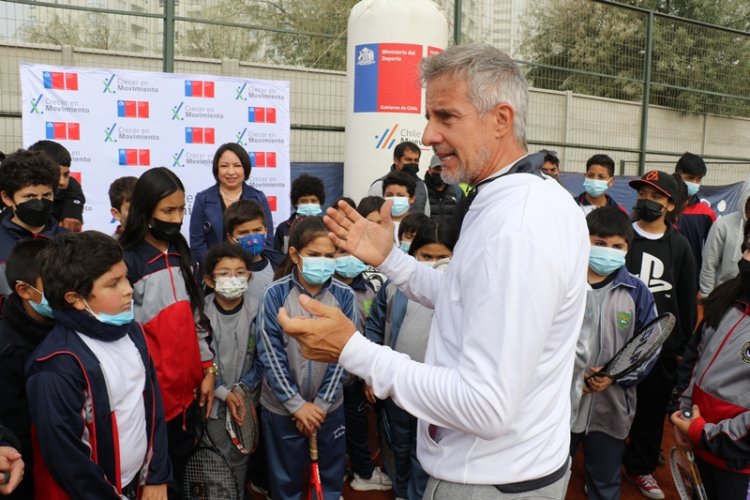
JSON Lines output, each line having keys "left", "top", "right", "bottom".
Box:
{"left": 349, "top": 466, "right": 393, "bottom": 491}
{"left": 625, "top": 473, "right": 665, "bottom": 499}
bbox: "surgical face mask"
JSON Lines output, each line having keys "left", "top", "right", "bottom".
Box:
{"left": 633, "top": 199, "right": 666, "bottom": 222}
{"left": 387, "top": 197, "right": 410, "bottom": 217}
{"left": 214, "top": 276, "right": 248, "bottom": 300}
{"left": 296, "top": 203, "right": 322, "bottom": 216}
{"left": 334, "top": 255, "right": 367, "bottom": 278}
{"left": 84, "top": 299, "right": 134, "bottom": 327}
{"left": 399, "top": 240, "right": 412, "bottom": 253}
{"left": 14, "top": 198, "right": 53, "bottom": 228}
{"left": 149, "top": 218, "right": 182, "bottom": 241}
{"left": 583, "top": 178, "right": 610, "bottom": 198}
{"left": 685, "top": 181, "right": 700, "bottom": 197}
{"left": 20, "top": 282, "right": 54, "bottom": 319}
{"left": 235, "top": 233, "right": 265, "bottom": 257}
{"left": 299, "top": 256, "right": 335, "bottom": 285}
{"left": 589, "top": 246, "right": 626, "bottom": 276}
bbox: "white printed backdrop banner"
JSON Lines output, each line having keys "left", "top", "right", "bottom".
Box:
{"left": 20, "top": 63, "right": 290, "bottom": 236}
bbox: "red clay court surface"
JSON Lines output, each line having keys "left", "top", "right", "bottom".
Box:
{"left": 250, "top": 419, "right": 679, "bottom": 499}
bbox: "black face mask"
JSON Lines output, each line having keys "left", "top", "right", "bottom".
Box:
{"left": 428, "top": 172, "right": 444, "bottom": 185}
{"left": 401, "top": 163, "right": 419, "bottom": 176}
{"left": 149, "top": 218, "right": 182, "bottom": 241}
{"left": 738, "top": 259, "right": 750, "bottom": 296}
{"left": 14, "top": 198, "right": 53, "bottom": 228}
{"left": 633, "top": 199, "right": 665, "bottom": 222}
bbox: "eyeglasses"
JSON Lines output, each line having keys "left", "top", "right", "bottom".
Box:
{"left": 213, "top": 270, "right": 250, "bottom": 279}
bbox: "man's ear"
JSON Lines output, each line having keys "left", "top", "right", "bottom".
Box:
{"left": 491, "top": 102, "right": 516, "bottom": 140}
{"left": 409, "top": 195, "right": 416, "bottom": 205}
{"left": 14, "top": 281, "right": 35, "bottom": 301}
{"left": 110, "top": 207, "right": 121, "bottom": 222}
{"left": 1, "top": 191, "right": 14, "bottom": 209}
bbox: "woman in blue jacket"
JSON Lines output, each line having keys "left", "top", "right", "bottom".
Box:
{"left": 190, "top": 143, "right": 274, "bottom": 272}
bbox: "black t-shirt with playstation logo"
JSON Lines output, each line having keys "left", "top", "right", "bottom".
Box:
{"left": 626, "top": 223, "right": 697, "bottom": 357}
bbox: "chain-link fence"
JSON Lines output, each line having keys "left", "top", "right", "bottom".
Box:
{"left": 1, "top": 0, "right": 749, "bottom": 182}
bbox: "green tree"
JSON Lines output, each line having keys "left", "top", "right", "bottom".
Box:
{"left": 522, "top": 0, "right": 750, "bottom": 116}
{"left": 22, "top": 12, "right": 127, "bottom": 51}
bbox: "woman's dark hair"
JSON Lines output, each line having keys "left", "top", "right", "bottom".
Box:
{"left": 408, "top": 222, "right": 456, "bottom": 257}
{"left": 40, "top": 231, "right": 123, "bottom": 309}
{"left": 274, "top": 216, "right": 329, "bottom": 280}
{"left": 356, "top": 196, "right": 385, "bottom": 218}
{"left": 291, "top": 174, "right": 326, "bottom": 206}
{"left": 203, "top": 242, "right": 253, "bottom": 278}
{"left": 702, "top": 220, "right": 750, "bottom": 329}
{"left": 119, "top": 167, "right": 206, "bottom": 318}
{"left": 212, "top": 143, "right": 251, "bottom": 182}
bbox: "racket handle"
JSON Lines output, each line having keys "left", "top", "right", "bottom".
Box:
{"left": 0, "top": 470, "right": 8, "bottom": 485}
{"left": 309, "top": 430, "right": 318, "bottom": 461}
{"left": 683, "top": 409, "right": 693, "bottom": 419}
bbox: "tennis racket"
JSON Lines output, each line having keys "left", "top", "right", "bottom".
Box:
{"left": 182, "top": 420, "right": 240, "bottom": 500}
{"left": 586, "top": 312, "right": 675, "bottom": 384}
{"left": 308, "top": 430, "right": 324, "bottom": 500}
{"left": 670, "top": 409, "right": 708, "bottom": 500}
{"left": 225, "top": 385, "right": 259, "bottom": 455}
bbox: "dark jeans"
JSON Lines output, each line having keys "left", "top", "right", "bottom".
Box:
{"left": 623, "top": 355, "right": 678, "bottom": 475}
{"left": 382, "top": 398, "right": 428, "bottom": 500}
{"left": 166, "top": 400, "right": 198, "bottom": 500}
{"left": 570, "top": 431, "right": 625, "bottom": 500}
{"left": 344, "top": 378, "right": 375, "bottom": 479}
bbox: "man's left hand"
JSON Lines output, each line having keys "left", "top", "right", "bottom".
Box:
{"left": 278, "top": 294, "right": 357, "bottom": 363}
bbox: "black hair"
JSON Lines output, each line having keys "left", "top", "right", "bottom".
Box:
{"left": 291, "top": 174, "right": 326, "bottom": 206}
{"left": 224, "top": 199, "right": 266, "bottom": 236}
{"left": 212, "top": 143, "right": 251, "bottom": 182}
{"left": 203, "top": 241, "right": 253, "bottom": 277}
{"left": 334, "top": 197, "right": 356, "bottom": 210}
{"left": 119, "top": 167, "right": 206, "bottom": 319}
{"left": 667, "top": 173, "right": 688, "bottom": 223}
{"left": 675, "top": 152, "right": 707, "bottom": 177}
{"left": 27, "top": 140, "right": 71, "bottom": 167}
{"left": 586, "top": 154, "right": 615, "bottom": 177}
{"left": 6, "top": 238, "right": 50, "bottom": 290}
{"left": 357, "top": 196, "right": 385, "bottom": 218}
{"left": 702, "top": 220, "right": 750, "bottom": 329}
{"left": 108, "top": 176, "right": 138, "bottom": 210}
{"left": 586, "top": 206, "right": 633, "bottom": 245}
{"left": 409, "top": 222, "right": 456, "bottom": 256}
{"left": 274, "top": 216, "right": 329, "bottom": 280}
{"left": 0, "top": 150, "right": 59, "bottom": 200}
{"left": 543, "top": 152, "right": 560, "bottom": 167}
{"left": 398, "top": 212, "right": 433, "bottom": 240}
{"left": 383, "top": 171, "right": 416, "bottom": 197}
{"left": 40, "top": 231, "right": 123, "bottom": 309}
{"left": 393, "top": 142, "right": 420, "bottom": 161}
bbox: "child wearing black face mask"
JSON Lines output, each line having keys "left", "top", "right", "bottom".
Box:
{"left": 0, "top": 150, "right": 66, "bottom": 300}
{"left": 119, "top": 168, "right": 216, "bottom": 500}
{"left": 669, "top": 219, "right": 750, "bottom": 500}
{"left": 622, "top": 170, "right": 697, "bottom": 499}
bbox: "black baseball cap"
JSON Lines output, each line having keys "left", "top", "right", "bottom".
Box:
{"left": 629, "top": 170, "right": 678, "bottom": 200}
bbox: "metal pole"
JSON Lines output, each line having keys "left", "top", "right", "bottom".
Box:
{"left": 454, "top": 0, "right": 462, "bottom": 45}
{"left": 163, "top": 0, "right": 175, "bottom": 73}
{"left": 638, "top": 12, "right": 654, "bottom": 175}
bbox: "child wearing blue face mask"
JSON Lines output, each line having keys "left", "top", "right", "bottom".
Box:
{"left": 224, "top": 199, "right": 285, "bottom": 303}
{"left": 258, "top": 216, "right": 356, "bottom": 500}
{"left": 274, "top": 174, "right": 326, "bottom": 254}
{"left": 26, "top": 231, "right": 171, "bottom": 500}
{"left": 383, "top": 171, "right": 417, "bottom": 243}
{"left": 568, "top": 206, "right": 657, "bottom": 500}
{"left": 575, "top": 154, "right": 628, "bottom": 216}
{"left": 0, "top": 238, "right": 55, "bottom": 499}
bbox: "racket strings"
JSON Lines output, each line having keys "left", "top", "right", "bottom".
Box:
{"left": 604, "top": 314, "right": 675, "bottom": 378}
{"left": 183, "top": 448, "right": 240, "bottom": 500}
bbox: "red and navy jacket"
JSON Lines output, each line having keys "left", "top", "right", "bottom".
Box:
{"left": 0, "top": 210, "right": 66, "bottom": 299}
{"left": 123, "top": 240, "right": 213, "bottom": 421}
{"left": 675, "top": 300, "right": 750, "bottom": 472}
{"left": 25, "top": 308, "right": 171, "bottom": 499}
{"left": 675, "top": 196, "right": 716, "bottom": 280}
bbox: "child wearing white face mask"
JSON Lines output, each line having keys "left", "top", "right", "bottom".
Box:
{"left": 202, "top": 242, "right": 261, "bottom": 494}
{"left": 383, "top": 171, "right": 417, "bottom": 243}
{"left": 568, "top": 206, "right": 657, "bottom": 500}
{"left": 257, "top": 216, "right": 356, "bottom": 500}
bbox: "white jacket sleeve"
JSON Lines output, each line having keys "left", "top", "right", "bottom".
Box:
{"left": 341, "top": 231, "right": 566, "bottom": 440}
{"left": 377, "top": 245, "right": 444, "bottom": 309}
